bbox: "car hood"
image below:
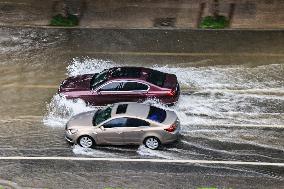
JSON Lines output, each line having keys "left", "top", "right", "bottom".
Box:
{"left": 59, "top": 74, "right": 95, "bottom": 92}
{"left": 66, "top": 110, "right": 97, "bottom": 128}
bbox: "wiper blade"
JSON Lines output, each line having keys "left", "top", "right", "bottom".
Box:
{"left": 90, "top": 73, "right": 99, "bottom": 89}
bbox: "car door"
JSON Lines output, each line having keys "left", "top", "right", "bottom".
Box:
{"left": 95, "top": 81, "right": 124, "bottom": 105}
{"left": 122, "top": 118, "right": 150, "bottom": 144}
{"left": 97, "top": 117, "right": 127, "bottom": 145}
{"left": 76, "top": 90, "right": 101, "bottom": 105}
{"left": 118, "top": 81, "right": 149, "bottom": 102}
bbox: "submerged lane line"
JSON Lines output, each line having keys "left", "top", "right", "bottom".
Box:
{"left": 185, "top": 124, "right": 284, "bottom": 129}
{"left": 0, "top": 157, "right": 283, "bottom": 166}
{"left": 1, "top": 84, "right": 58, "bottom": 89}
{"left": 80, "top": 51, "right": 284, "bottom": 57}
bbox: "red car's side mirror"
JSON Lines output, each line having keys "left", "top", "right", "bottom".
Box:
{"left": 96, "top": 88, "right": 102, "bottom": 94}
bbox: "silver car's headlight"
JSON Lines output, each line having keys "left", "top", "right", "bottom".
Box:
{"left": 68, "top": 129, "right": 78, "bottom": 135}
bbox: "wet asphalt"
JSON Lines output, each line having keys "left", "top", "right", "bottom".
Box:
{"left": 0, "top": 26, "right": 283, "bottom": 188}
{"left": 0, "top": 159, "right": 283, "bottom": 189}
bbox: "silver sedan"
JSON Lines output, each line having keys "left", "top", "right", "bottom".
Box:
{"left": 65, "top": 102, "right": 180, "bottom": 150}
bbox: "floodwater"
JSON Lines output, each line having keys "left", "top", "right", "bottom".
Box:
{"left": 0, "top": 26, "right": 283, "bottom": 185}
{"left": 42, "top": 59, "right": 284, "bottom": 163}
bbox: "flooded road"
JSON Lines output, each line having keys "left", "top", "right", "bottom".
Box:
{"left": 0, "top": 26, "right": 283, "bottom": 188}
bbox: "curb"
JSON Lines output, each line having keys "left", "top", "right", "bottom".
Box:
{"left": 1, "top": 24, "right": 284, "bottom": 31}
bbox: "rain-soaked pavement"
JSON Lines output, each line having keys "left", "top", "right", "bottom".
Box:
{"left": 0, "top": 26, "right": 283, "bottom": 188}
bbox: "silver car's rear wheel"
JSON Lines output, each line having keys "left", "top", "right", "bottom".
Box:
{"left": 144, "top": 137, "right": 160, "bottom": 150}
{"left": 78, "top": 136, "right": 95, "bottom": 148}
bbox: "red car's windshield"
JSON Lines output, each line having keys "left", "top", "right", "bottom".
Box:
{"left": 90, "top": 69, "right": 109, "bottom": 89}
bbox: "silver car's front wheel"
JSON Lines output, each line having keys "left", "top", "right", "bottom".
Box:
{"left": 144, "top": 137, "right": 160, "bottom": 150}
{"left": 78, "top": 136, "right": 94, "bottom": 148}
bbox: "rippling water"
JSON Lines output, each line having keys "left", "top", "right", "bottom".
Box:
{"left": 0, "top": 27, "right": 283, "bottom": 164}
{"left": 41, "top": 58, "right": 284, "bottom": 161}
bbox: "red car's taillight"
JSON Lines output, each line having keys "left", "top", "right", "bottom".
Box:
{"left": 165, "top": 124, "right": 177, "bottom": 132}
{"left": 167, "top": 89, "right": 176, "bottom": 96}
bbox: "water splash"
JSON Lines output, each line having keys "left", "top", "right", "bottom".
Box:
{"left": 66, "top": 58, "right": 284, "bottom": 90}
{"left": 136, "top": 145, "right": 176, "bottom": 159}
{"left": 42, "top": 58, "right": 284, "bottom": 160}
{"left": 72, "top": 145, "right": 118, "bottom": 157}
{"left": 66, "top": 58, "right": 119, "bottom": 77}
{"left": 43, "top": 94, "right": 96, "bottom": 127}
{"left": 44, "top": 59, "right": 284, "bottom": 128}
{"left": 153, "top": 63, "right": 284, "bottom": 90}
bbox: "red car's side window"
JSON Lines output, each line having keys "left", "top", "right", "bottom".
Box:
{"left": 120, "top": 82, "right": 148, "bottom": 91}
{"left": 100, "top": 82, "right": 121, "bottom": 91}
{"left": 100, "top": 81, "right": 149, "bottom": 92}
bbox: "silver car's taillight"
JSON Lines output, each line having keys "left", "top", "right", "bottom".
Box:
{"left": 164, "top": 123, "right": 177, "bottom": 132}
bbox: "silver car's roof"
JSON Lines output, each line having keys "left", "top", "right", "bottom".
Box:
{"left": 111, "top": 102, "right": 150, "bottom": 119}
{"left": 109, "top": 102, "right": 177, "bottom": 126}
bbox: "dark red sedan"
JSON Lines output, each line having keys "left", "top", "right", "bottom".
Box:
{"left": 59, "top": 67, "right": 180, "bottom": 106}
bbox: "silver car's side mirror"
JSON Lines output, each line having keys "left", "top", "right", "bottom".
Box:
{"left": 100, "top": 126, "right": 106, "bottom": 131}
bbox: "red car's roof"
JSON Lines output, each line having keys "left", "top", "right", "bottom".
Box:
{"left": 107, "top": 67, "right": 153, "bottom": 81}
{"left": 103, "top": 66, "right": 177, "bottom": 89}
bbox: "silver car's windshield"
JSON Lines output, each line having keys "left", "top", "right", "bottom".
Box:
{"left": 93, "top": 106, "right": 112, "bottom": 126}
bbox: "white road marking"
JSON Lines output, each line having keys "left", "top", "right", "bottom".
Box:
{"left": 187, "top": 124, "right": 284, "bottom": 129}
{"left": 78, "top": 51, "right": 284, "bottom": 57}
{"left": 0, "top": 156, "right": 283, "bottom": 166}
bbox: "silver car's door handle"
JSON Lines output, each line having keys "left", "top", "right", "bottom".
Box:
{"left": 139, "top": 126, "right": 148, "bottom": 131}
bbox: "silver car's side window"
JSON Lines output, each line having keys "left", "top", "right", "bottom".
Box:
{"left": 126, "top": 118, "right": 150, "bottom": 127}
{"left": 103, "top": 117, "right": 150, "bottom": 128}
{"left": 103, "top": 117, "right": 127, "bottom": 128}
